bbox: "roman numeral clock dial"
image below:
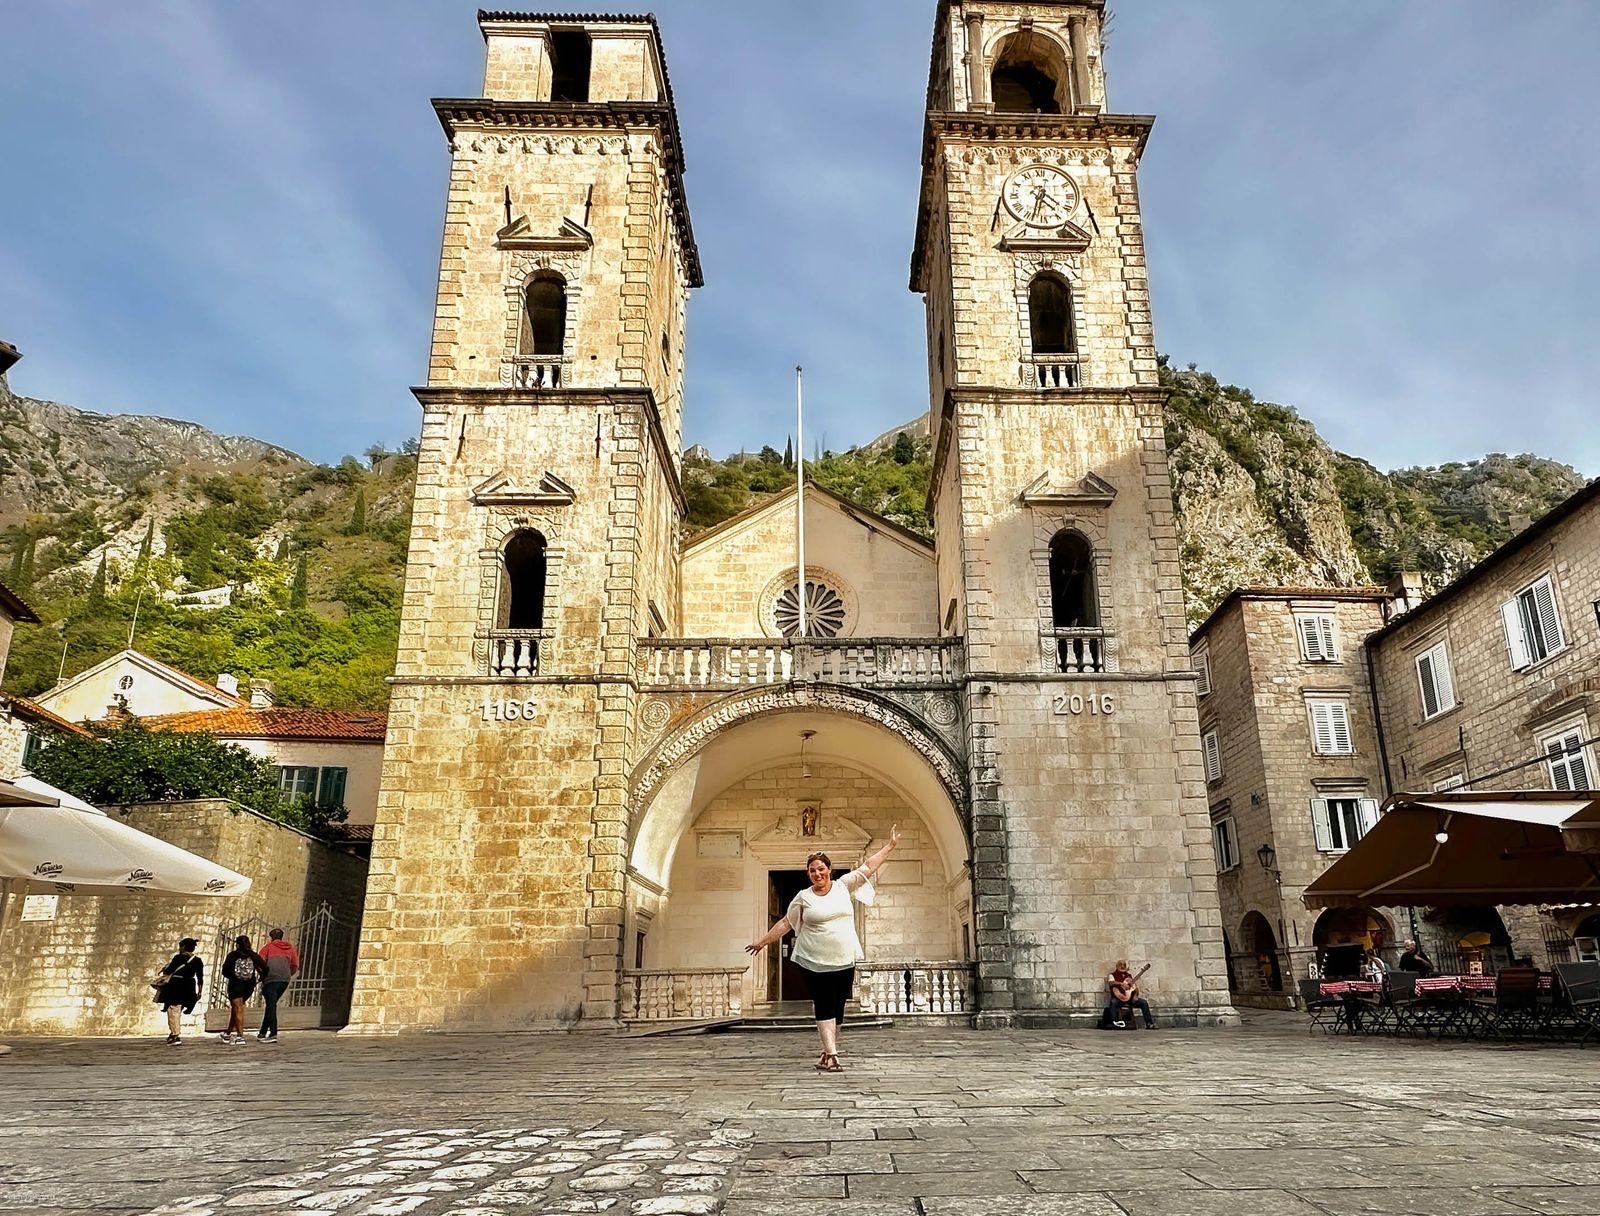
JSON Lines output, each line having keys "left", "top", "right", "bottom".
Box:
{"left": 1002, "top": 164, "right": 1081, "bottom": 229}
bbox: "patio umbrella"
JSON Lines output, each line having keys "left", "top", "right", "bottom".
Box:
{"left": 1303, "top": 790, "right": 1600, "bottom": 909}
{"left": 0, "top": 774, "right": 252, "bottom": 952}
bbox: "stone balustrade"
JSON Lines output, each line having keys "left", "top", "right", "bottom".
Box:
{"left": 622, "top": 967, "right": 747, "bottom": 1021}
{"left": 856, "top": 961, "right": 975, "bottom": 1016}
{"left": 509, "top": 357, "right": 564, "bottom": 388}
{"left": 1051, "top": 627, "right": 1110, "bottom": 674}
{"left": 638, "top": 638, "right": 962, "bottom": 689}
{"left": 488, "top": 629, "right": 542, "bottom": 677}
{"left": 1024, "top": 355, "right": 1082, "bottom": 389}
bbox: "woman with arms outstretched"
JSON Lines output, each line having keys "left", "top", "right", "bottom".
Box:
{"left": 747, "top": 824, "right": 902, "bottom": 1073}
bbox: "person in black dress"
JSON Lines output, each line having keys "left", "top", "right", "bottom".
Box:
{"left": 155, "top": 938, "right": 205, "bottom": 1046}
{"left": 218, "top": 935, "right": 266, "bottom": 1045}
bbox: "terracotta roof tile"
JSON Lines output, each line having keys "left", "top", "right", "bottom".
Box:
{"left": 142, "top": 707, "right": 388, "bottom": 742}
{"left": 6, "top": 694, "right": 94, "bottom": 738}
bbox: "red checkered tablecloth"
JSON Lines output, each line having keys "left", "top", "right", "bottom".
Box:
{"left": 1412, "top": 974, "right": 1553, "bottom": 996}
{"left": 1319, "top": 980, "right": 1381, "bottom": 997}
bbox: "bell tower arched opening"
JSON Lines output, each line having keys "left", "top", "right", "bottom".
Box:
{"left": 990, "top": 31, "right": 1073, "bottom": 114}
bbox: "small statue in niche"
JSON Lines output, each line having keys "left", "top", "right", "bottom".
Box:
{"left": 801, "top": 805, "right": 819, "bottom": 837}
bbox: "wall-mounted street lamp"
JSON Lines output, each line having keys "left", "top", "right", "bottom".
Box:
{"left": 1257, "top": 841, "right": 1280, "bottom": 884}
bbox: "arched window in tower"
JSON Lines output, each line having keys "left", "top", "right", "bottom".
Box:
{"left": 991, "top": 33, "right": 1071, "bottom": 114}
{"left": 1029, "top": 273, "right": 1076, "bottom": 356}
{"left": 502, "top": 529, "right": 548, "bottom": 630}
{"left": 1049, "top": 531, "right": 1097, "bottom": 629}
{"left": 520, "top": 273, "right": 567, "bottom": 358}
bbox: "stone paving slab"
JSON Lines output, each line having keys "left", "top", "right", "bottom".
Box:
{"left": 4, "top": 1012, "right": 1600, "bottom": 1213}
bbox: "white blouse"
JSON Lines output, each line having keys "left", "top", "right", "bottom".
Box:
{"left": 786, "top": 868, "right": 868, "bottom": 972}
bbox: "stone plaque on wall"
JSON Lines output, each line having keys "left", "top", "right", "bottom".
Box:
{"left": 878, "top": 859, "right": 923, "bottom": 886}
{"left": 696, "top": 863, "right": 744, "bottom": 892}
{"left": 696, "top": 832, "right": 742, "bottom": 859}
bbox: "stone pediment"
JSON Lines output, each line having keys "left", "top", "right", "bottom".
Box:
{"left": 1018, "top": 470, "right": 1117, "bottom": 507}
{"left": 1000, "top": 217, "right": 1094, "bottom": 254}
{"left": 495, "top": 214, "right": 594, "bottom": 251}
{"left": 747, "top": 812, "right": 873, "bottom": 864}
{"left": 471, "top": 470, "right": 577, "bottom": 507}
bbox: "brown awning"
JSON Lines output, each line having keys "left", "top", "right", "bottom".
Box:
{"left": 1302, "top": 791, "right": 1600, "bottom": 910}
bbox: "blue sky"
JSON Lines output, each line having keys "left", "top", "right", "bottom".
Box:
{"left": 1, "top": 2, "right": 1596, "bottom": 474}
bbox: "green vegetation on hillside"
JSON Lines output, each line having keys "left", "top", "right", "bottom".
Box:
{"left": 2, "top": 449, "right": 414, "bottom": 708}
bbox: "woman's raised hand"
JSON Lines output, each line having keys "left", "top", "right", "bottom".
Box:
{"left": 889, "top": 823, "right": 903, "bottom": 847}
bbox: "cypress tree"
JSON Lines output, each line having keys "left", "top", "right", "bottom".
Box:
{"left": 88, "top": 552, "right": 108, "bottom": 608}
{"left": 5, "top": 538, "right": 24, "bottom": 587}
{"left": 274, "top": 536, "right": 290, "bottom": 562}
{"left": 132, "top": 519, "right": 155, "bottom": 582}
{"left": 891, "top": 431, "right": 915, "bottom": 465}
{"left": 783, "top": 437, "right": 794, "bottom": 470}
{"left": 290, "top": 554, "right": 309, "bottom": 609}
{"left": 348, "top": 489, "right": 367, "bottom": 535}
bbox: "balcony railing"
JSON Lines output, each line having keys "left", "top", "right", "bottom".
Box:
{"left": 622, "top": 967, "right": 747, "bottom": 1021}
{"left": 856, "top": 961, "right": 975, "bottom": 1016}
{"left": 488, "top": 629, "right": 543, "bottom": 677}
{"left": 1051, "top": 627, "right": 1110, "bottom": 674}
{"left": 509, "top": 357, "right": 564, "bottom": 389}
{"left": 1024, "top": 355, "right": 1082, "bottom": 389}
{"left": 637, "top": 637, "right": 962, "bottom": 689}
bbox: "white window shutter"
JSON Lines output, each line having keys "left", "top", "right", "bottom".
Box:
{"left": 1195, "top": 654, "right": 1212, "bottom": 698}
{"left": 1549, "top": 737, "right": 1575, "bottom": 792}
{"left": 1417, "top": 651, "right": 1440, "bottom": 719}
{"left": 1203, "top": 730, "right": 1223, "bottom": 782}
{"left": 1502, "top": 598, "right": 1532, "bottom": 670}
{"left": 1357, "top": 798, "right": 1379, "bottom": 838}
{"left": 1532, "top": 576, "right": 1564, "bottom": 652}
{"left": 1319, "top": 615, "right": 1338, "bottom": 661}
{"left": 1297, "top": 617, "right": 1319, "bottom": 661}
{"left": 1311, "top": 799, "right": 1334, "bottom": 851}
{"left": 1330, "top": 703, "right": 1353, "bottom": 753}
{"left": 1434, "top": 645, "right": 1456, "bottom": 713}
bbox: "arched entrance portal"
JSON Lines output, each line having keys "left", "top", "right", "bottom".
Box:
{"left": 1313, "top": 907, "right": 1394, "bottom": 978}
{"left": 1240, "top": 911, "right": 1283, "bottom": 993}
{"left": 627, "top": 701, "right": 969, "bottom": 1014}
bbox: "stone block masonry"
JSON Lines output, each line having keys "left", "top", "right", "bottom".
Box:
{"left": 0, "top": 798, "right": 366, "bottom": 1036}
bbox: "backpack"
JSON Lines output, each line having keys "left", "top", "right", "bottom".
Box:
{"left": 231, "top": 954, "right": 259, "bottom": 982}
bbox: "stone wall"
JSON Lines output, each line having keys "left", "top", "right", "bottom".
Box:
{"left": 0, "top": 799, "right": 366, "bottom": 1037}
{"left": 1370, "top": 495, "right": 1600, "bottom": 799}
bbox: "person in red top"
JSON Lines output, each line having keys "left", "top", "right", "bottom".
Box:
{"left": 256, "top": 928, "right": 300, "bottom": 1043}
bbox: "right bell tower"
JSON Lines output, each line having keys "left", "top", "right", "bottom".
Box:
{"left": 912, "top": 0, "right": 1237, "bottom": 1025}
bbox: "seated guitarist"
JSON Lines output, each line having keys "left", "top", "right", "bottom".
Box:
{"left": 1102, "top": 959, "right": 1155, "bottom": 1029}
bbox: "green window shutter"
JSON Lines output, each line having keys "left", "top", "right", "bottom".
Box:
{"left": 317, "top": 767, "right": 349, "bottom": 809}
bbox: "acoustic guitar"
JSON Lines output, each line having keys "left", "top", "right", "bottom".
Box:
{"left": 1110, "top": 962, "right": 1151, "bottom": 1003}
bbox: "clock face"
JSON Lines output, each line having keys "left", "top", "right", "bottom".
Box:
{"left": 1003, "top": 165, "right": 1080, "bottom": 228}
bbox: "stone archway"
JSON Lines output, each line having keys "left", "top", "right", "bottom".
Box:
{"left": 623, "top": 687, "right": 971, "bottom": 1012}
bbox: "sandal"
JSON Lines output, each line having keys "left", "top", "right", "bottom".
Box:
{"left": 818, "top": 1053, "right": 843, "bottom": 1073}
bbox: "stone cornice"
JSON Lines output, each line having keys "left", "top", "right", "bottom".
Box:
{"left": 433, "top": 99, "right": 703, "bottom": 287}
{"left": 412, "top": 385, "right": 686, "bottom": 514}
{"left": 910, "top": 111, "right": 1155, "bottom": 291}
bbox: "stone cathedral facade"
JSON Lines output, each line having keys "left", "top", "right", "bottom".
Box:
{"left": 347, "top": 2, "right": 1237, "bottom": 1032}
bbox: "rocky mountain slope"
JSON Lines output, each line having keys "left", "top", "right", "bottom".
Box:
{"left": 0, "top": 363, "right": 1587, "bottom": 706}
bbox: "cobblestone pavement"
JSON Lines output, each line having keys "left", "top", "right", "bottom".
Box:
{"left": 7, "top": 1011, "right": 1600, "bottom": 1215}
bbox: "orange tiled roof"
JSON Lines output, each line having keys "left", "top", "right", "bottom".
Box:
{"left": 6, "top": 694, "right": 94, "bottom": 738}
{"left": 142, "top": 707, "right": 388, "bottom": 742}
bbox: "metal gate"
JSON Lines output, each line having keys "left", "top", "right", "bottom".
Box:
{"left": 209, "top": 901, "right": 361, "bottom": 1029}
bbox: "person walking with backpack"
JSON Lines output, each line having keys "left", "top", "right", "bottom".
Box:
{"left": 256, "top": 928, "right": 300, "bottom": 1043}
{"left": 218, "top": 935, "right": 265, "bottom": 1045}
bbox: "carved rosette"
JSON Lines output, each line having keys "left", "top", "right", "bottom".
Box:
{"left": 757, "top": 566, "right": 857, "bottom": 639}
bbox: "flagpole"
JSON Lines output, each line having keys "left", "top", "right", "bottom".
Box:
{"left": 795, "top": 366, "right": 807, "bottom": 639}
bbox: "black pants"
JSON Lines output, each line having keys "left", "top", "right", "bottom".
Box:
{"left": 802, "top": 966, "right": 854, "bottom": 1023}
{"left": 260, "top": 981, "right": 289, "bottom": 1037}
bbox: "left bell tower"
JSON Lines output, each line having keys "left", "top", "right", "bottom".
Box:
{"left": 348, "top": 11, "right": 701, "bottom": 1032}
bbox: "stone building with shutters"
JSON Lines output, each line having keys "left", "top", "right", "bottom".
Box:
{"left": 347, "top": 2, "right": 1237, "bottom": 1032}
{"left": 1194, "top": 480, "right": 1600, "bottom": 999}
{"left": 1187, "top": 587, "right": 1396, "bottom": 1004}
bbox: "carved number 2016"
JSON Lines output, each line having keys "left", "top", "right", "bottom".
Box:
{"left": 1053, "top": 692, "right": 1115, "bottom": 716}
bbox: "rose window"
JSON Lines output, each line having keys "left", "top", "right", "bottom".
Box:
{"left": 774, "top": 580, "right": 847, "bottom": 638}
